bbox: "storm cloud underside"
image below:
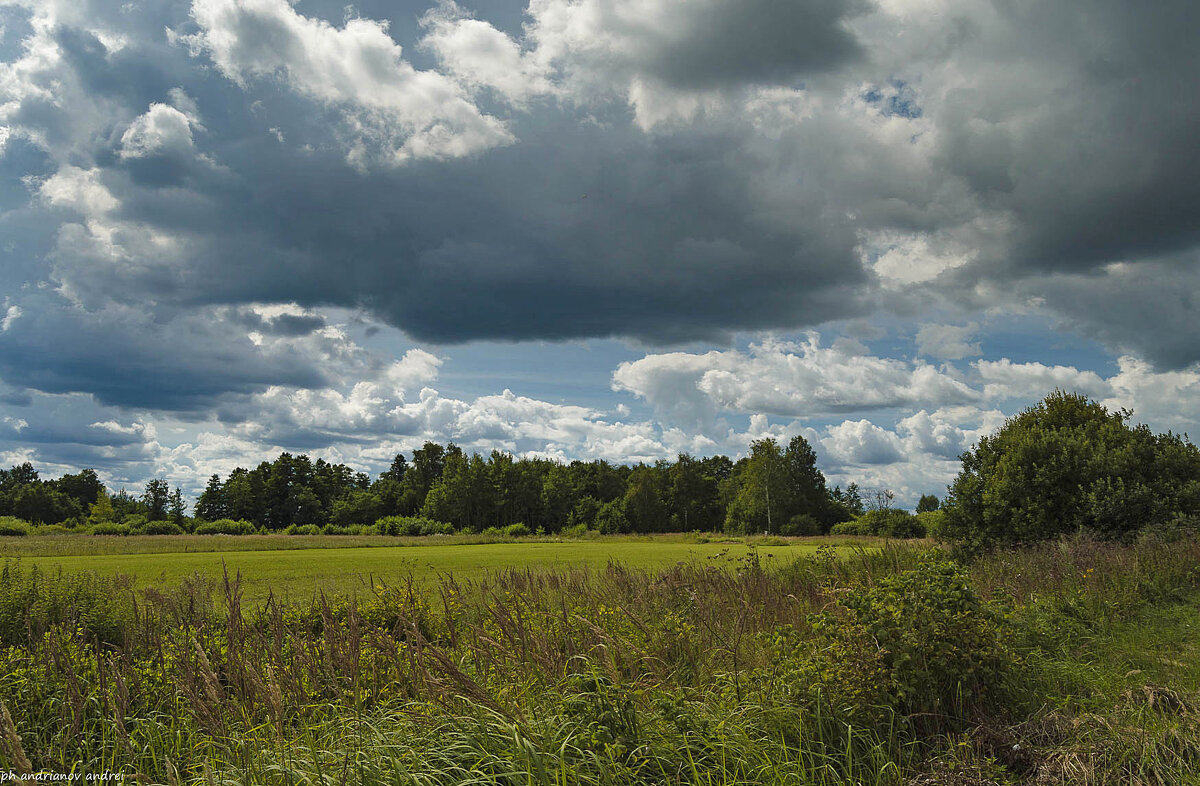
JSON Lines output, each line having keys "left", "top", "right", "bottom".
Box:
{"left": 1, "top": 0, "right": 1198, "bottom": 500}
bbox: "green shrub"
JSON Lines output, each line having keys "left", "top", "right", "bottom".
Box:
{"left": 916, "top": 509, "right": 948, "bottom": 540}
{"left": 830, "top": 520, "right": 864, "bottom": 536}
{"left": 136, "top": 519, "right": 184, "bottom": 535}
{"left": 833, "top": 509, "right": 924, "bottom": 538}
{"left": 0, "top": 562, "right": 136, "bottom": 647}
{"left": 480, "top": 526, "right": 504, "bottom": 538}
{"left": 943, "top": 390, "right": 1200, "bottom": 552}
{"left": 89, "top": 522, "right": 131, "bottom": 536}
{"left": 121, "top": 513, "right": 148, "bottom": 529}
{"left": 0, "top": 516, "right": 30, "bottom": 536}
{"left": 1136, "top": 513, "right": 1200, "bottom": 544}
{"left": 194, "top": 518, "right": 257, "bottom": 535}
{"left": 503, "top": 522, "right": 531, "bottom": 537}
{"left": 782, "top": 513, "right": 822, "bottom": 536}
{"left": 559, "top": 523, "right": 593, "bottom": 539}
{"left": 820, "top": 558, "right": 1014, "bottom": 725}
{"left": 868, "top": 508, "right": 925, "bottom": 538}
{"left": 31, "top": 523, "right": 75, "bottom": 536}
{"left": 286, "top": 524, "right": 322, "bottom": 536}
{"left": 374, "top": 515, "right": 454, "bottom": 536}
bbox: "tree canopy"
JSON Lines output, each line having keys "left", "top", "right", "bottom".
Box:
{"left": 942, "top": 390, "right": 1200, "bottom": 551}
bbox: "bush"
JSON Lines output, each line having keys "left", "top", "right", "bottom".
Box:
{"left": 781, "top": 513, "right": 822, "bottom": 536}
{"left": 819, "top": 558, "right": 1014, "bottom": 725}
{"left": 0, "top": 562, "right": 135, "bottom": 646}
{"left": 136, "top": 519, "right": 184, "bottom": 535}
{"left": 559, "top": 523, "right": 592, "bottom": 539}
{"left": 479, "top": 526, "right": 504, "bottom": 538}
{"left": 374, "top": 515, "right": 454, "bottom": 536}
{"left": 90, "top": 522, "right": 131, "bottom": 536}
{"left": 866, "top": 508, "right": 925, "bottom": 538}
{"left": 943, "top": 390, "right": 1200, "bottom": 552}
{"left": 502, "top": 522, "right": 531, "bottom": 538}
{"left": 832, "top": 509, "right": 924, "bottom": 538}
{"left": 916, "top": 509, "right": 948, "bottom": 540}
{"left": 0, "top": 517, "right": 30, "bottom": 537}
{"left": 830, "top": 520, "right": 867, "bottom": 536}
{"left": 194, "top": 519, "right": 257, "bottom": 535}
{"left": 286, "top": 524, "right": 322, "bottom": 536}
{"left": 31, "top": 524, "right": 75, "bottom": 536}
{"left": 122, "top": 513, "right": 148, "bottom": 530}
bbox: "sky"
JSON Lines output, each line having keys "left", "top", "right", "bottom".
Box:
{"left": 1, "top": 0, "right": 1198, "bottom": 505}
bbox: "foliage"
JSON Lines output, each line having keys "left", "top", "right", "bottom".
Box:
{"left": 943, "top": 390, "right": 1200, "bottom": 551}
{"left": 374, "top": 515, "right": 454, "bottom": 536}
{"left": 830, "top": 519, "right": 867, "bottom": 536}
{"left": 136, "top": 519, "right": 184, "bottom": 535}
{"left": 321, "top": 523, "right": 372, "bottom": 535}
{"left": 1, "top": 435, "right": 850, "bottom": 537}
{"left": 194, "top": 518, "right": 257, "bottom": 535}
{"left": 30, "top": 524, "right": 75, "bottom": 536}
{"left": 141, "top": 478, "right": 170, "bottom": 521}
{"left": 782, "top": 512, "right": 822, "bottom": 536}
{"left": 724, "top": 436, "right": 836, "bottom": 534}
{"left": 0, "top": 536, "right": 1197, "bottom": 783}
{"left": 824, "top": 558, "right": 1013, "bottom": 722}
{"left": 0, "top": 516, "right": 30, "bottom": 537}
{"left": 916, "top": 494, "right": 940, "bottom": 513}
{"left": 916, "top": 509, "right": 947, "bottom": 540}
{"left": 832, "top": 509, "right": 924, "bottom": 538}
{"left": 86, "top": 490, "right": 115, "bottom": 527}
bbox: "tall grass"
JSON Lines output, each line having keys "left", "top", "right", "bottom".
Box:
{"left": 0, "top": 537, "right": 1197, "bottom": 784}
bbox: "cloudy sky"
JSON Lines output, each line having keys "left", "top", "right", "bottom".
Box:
{"left": 1, "top": 0, "right": 1198, "bottom": 504}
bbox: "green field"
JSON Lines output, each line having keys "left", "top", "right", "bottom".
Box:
{"left": 1, "top": 534, "right": 873, "bottom": 598}
{"left": 4, "top": 535, "right": 1200, "bottom": 784}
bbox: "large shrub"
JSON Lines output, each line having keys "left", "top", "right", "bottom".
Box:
{"left": 830, "top": 519, "right": 868, "bottom": 536}
{"left": 816, "top": 558, "right": 1014, "bottom": 724}
{"left": 374, "top": 515, "right": 454, "bottom": 536}
{"left": 194, "top": 518, "right": 257, "bottom": 535}
{"left": 942, "top": 390, "right": 1200, "bottom": 552}
{"left": 136, "top": 519, "right": 184, "bottom": 535}
{"left": 831, "top": 509, "right": 923, "bottom": 538}
{"left": 0, "top": 516, "right": 30, "bottom": 536}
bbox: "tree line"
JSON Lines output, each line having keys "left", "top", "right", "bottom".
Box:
{"left": 0, "top": 435, "right": 874, "bottom": 535}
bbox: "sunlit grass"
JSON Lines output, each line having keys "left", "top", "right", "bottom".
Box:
{"left": 1, "top": 534, "right": 881, "bottom": 599}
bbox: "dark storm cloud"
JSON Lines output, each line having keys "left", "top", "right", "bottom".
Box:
{"left": 8, "top": 0, "right": 873, "bottom": 349}
{"left": 225, "top": 306, "right": 327, "bottom": 337}
{"left": 905, "top": 0, "right": 1200, "bottom": 366}
{"left": 1027, "top": 254, "right": 1200, "bottom": 371}
{"left": 937, "top": 0, "right": 1200, "bottom": 274}
{"left": 631, "top": 0, "right": 868, "bottom": 90}
{"left": 1, "top": 0, "right": 1200, "bottom": 434}
{"left": 0, "top": 293, "right": 327, "bottom": 410}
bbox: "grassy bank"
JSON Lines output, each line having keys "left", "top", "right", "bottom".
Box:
{"left": 0, "top": 536, "right": 1198, "bottom": 783}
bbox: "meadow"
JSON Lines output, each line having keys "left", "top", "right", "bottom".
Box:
{"left": 0, "top": 534, "right": 878, "bottom": 598}
{"left": 1, "top": 533, "right": 1199, "bottom": 784}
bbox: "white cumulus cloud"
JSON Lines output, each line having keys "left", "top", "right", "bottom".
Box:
{"left": 185, "top": 0, "right": 514, "bottom": 165}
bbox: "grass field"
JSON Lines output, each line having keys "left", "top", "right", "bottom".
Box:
{"left": 0, "top": 534, "right": 878, "bottom": 598}
{"left": 3, "top": 535, "right": 1200, "bottom": 784}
